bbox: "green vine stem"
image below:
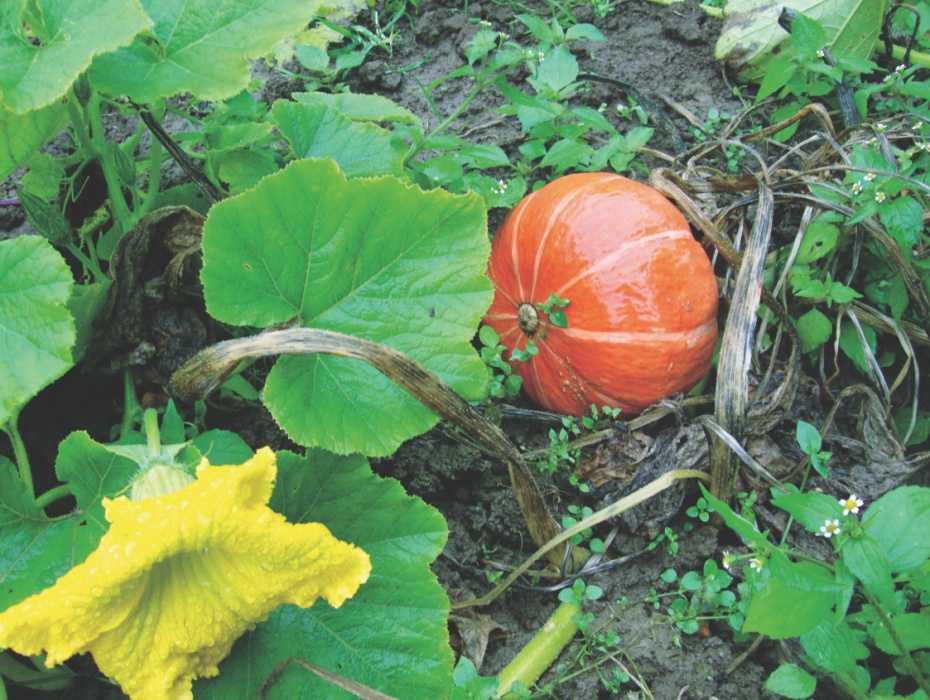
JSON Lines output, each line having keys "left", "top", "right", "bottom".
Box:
{"left": 33, "top": 484, "right": 74, "bottom": 511}
{"left": 120, "top": 369, "right": 142, "bottom": 441}
{"left": 495, "top": 601, "right": 581, "bottom": 698}
{"left": 2, "top": 410, "right": 33, "bottom": 500}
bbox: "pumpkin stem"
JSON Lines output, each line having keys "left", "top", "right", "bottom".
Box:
{"left": 517, "top": 303, "right": 540, "bottom": 335}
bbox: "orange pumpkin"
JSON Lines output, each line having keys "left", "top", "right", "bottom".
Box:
{"left": 483, "top": 172, "right": 718, "bottom": 416}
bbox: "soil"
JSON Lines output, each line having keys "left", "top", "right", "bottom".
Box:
{"left": 3, "top": 1, "right": 928, "bottom": 699}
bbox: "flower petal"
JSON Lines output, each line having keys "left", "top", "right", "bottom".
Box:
{"left": 0, "top": 448, "right": 370, "bottom": 700}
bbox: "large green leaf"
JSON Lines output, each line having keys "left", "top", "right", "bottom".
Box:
{"left": 0, "top": 0, "right": 151, "bottom": 113}
{"left": 200, "top": 158, "right": 492, "bottom": 456}
{"left": 195, "top": 449, "right": 452, "bottom": 700}
{"left": 863, "top": 486, "right": 930, "bottom": 573}
{"left": 271, "top": 101, "right": 406, "bottom": 179}
{"left": 89, "top": 0, "right": 334, "bottom": 103}
{"left": 0, "top": 236, "right": 75, "bottom": 427}
{"left": 0, "top": 102, "right": 68, "bottom": 181}
{"left": 715, "top": 0, "right": 886, "bottom": 82}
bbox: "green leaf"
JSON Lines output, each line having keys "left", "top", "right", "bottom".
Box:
{"left": 200, "top": 158, "right": 493, "bottom": 456}
{"left": 293, "top": 91, "right": 421, "bottom": 125}
{"left": 538, "top": 139, "right": 593, "bottom": 171}
{"left": 0, "top": 236, "right": 75, "bottom": 427}
{"left": 190, "top": 430, "right": 254, "bottom": 465}
{"left": 715, "top": 0, "right": 887, "bottom": 82}
{"left": 700, "top": 484, "right": 769, "bottom": 548}
{"left": 528, "top": 46, "right": 579, "bottom": 96}
{"left": 516, "top": 13, "right": 556, "bottom": 44}
{"left": 216, "top": 149, "right": 279, "bottom": 194}
{"left": 755, "top": 59, "right": 798, "bottom": 102}
{"left": 89, "top": 0, "right": 332, "bottom": 103}
{"left": 873, "top": 613, "right": 930, "bottom": 654}
{"left": 796, "top": 219, "right": 838, "bottom": 263}
{"left": 796, "top": 308, "right": 832, "bottom": 353}
{"left": 457, "top": 144, "right": 512, "bottom": 169}
{"left": 198, "top": 449, "right": 452, "bottom": 700}
{"left": 771, "top": 491, "right": 842, "bottom": 532}
{"left": 843, "top": 534, "right": 897, "bottom": 611}
{"left": 0, "top": 432, "right": 137, "bottom": 611}
{"left": 0, "top": 0, "right": 151, "bottom": 113}
{"left": 879, "top": 196, "right": 923, "bottom": 249}
{"left": 0, "top": 103, "right": 67, "bottom": 181}
{"left": 272, "top": 101, "right": 405, "bottom": 178}
{"left": 791, "top": 12, "right": 827, "bottom": 54}
{"left": 763, "top": 664, "right": 817, "bottom": 698}
{"left": 743, "top": 573, "right": 834, "bottom": 638}
{"left": 838, "top": 319, "right": 876, "bottom": 375}
{"left": 67, "top": 280, "right": 112, "bottom": 364}
{"left": 565, "top": 23, "right": 606, "bottom": 42}
{"left": 795, "top": 420, "right": 822, "bottom": 455}
{"left": 800, "top": 620, "right": 868, "bottom": 674}
{"left": 863, "top": 486, "right": 930, "bottom": 572}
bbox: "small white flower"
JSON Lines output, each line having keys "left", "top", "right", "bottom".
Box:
{"left": 919, "top": 142, "right": 929, "bottom": 151}
{"left": 498, "top": 31, "right": 510, "bottom": 40}
{"left": 839, "top": 495, "right": 864, "bottom": 515}
{"left": 875, "top": 191, "right": 887, "bottom": 203}
{"left": 816, "top": 49, "right": 826, "bottom": 58}
{"left": 722, "top": 551, "right": 733, "bottom": 572}
{"left": 479, "top": 19, "right": 491, "bottom": 27}
{"left": 876, "top": 123, "right": 887, "bottom": 133}
{"left": 538, "top": 51, "right": 545, "bottom": 60}
{"left": 749, "top": 557, "right": 764, "bottom": 571}
{"left": 852, "top": 182, "right": 863, "bottom": 195}
{"left": 884, "top": 75, "right": 894, "bottom": 83}
{"left": 496, "top": 179, "right": 507, "bottom": 193}
{"left": 819, "top": 519, "right": 842, "bottom": 538}
{"left": 864, "top": 172, "right": 876, "bottom": 181}
{"left": 896, "top": 64, "right": 907, "bottom": 72}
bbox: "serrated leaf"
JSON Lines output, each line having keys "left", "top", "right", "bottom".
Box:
{"left": 195, "top": 449, "right": 452, "bottom": 700}
{"left": 529, "top": 45, "right": 578, "bottom": 96}
{"left": 716, "top": 0, "right": 886, "bottom": 82}
{"left": 271, "top": 101, "right": 405, "bottom": 178}
{"left": 863, "top": 486, "right": 930, "bottom": 572}
{"left": 763, "top": 664, "right": 816, "bottom": 699}
{"left": 293, "top": 92, "right": 421, "bottom": 125}
{"left": 0, "top": 0, "right": 151, "bottom": 113}
{"left": 800, "top": 620, "right": 868, "bottom": 674}
{"left": 89, "top": 0, "right": 336, "bottom": 103}
{"left": 879, "top": 196, "right": 923, "bottom": 249}
{"left": 200, "top": 158, "right": 492, "bottom": 456}
{"left": 771, "top": 491, "right": 842, "bottom": 532}
{"left": 0, "top": 102, "right": 68, "bottom": 181}
{"left": 0, "top": 236, "right": 75, "bottom": 427}
{"left": 843, "top": 534, "right": 897, "bottom": 611}
{"left": 873, "top": 613, "right": 930, "bottom": 654}
{"left": 743, "top": 572, "right": 834, "bottom": 638}
{"left": 538, "top": 138, "right": 593, "bottom": 171}
{"left": 796, "top": 308, "right": 832, "bottom": 353}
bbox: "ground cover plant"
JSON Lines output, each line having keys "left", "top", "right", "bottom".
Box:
{"left": 1, "top": 0, "right": 930, "bottom": 698}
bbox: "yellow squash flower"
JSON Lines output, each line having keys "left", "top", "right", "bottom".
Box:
{"left": 0, "top": 447, "right": 371, "bottom": 700}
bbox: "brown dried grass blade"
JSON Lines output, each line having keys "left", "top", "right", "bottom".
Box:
{"left": 709, "top": 180, "right": 775, "bottom": 503}
{"left": 170, "top": 328, "right": 568, "bottom": 567}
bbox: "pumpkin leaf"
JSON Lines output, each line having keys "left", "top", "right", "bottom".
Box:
{"left": 0, "top": 236, "right": 75, "bottom": 428}
{"left": 89, "top": 0, "right": 343, "bottom": 103}
{"left": 271, "top": 101, "right": 406, "bottom": 179}
{"left": 197, "top": 449, "right": 452, "bottom": 700}
{"left": 200, "top": 158, "right": 493, "bottom": 456}
{"left": 0, "top": 102, "right": 69, "bottom": 181}
{"left": 715, "top": 0, "right": 886, "bottom": 82}
{"left": 293, "top": 92, "right": 421, "bottom": 125}
{"left": 0, "top": 0, "right": 151, "bottom": 114}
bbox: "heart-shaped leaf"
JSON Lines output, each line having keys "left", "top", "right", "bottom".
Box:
{"left": 200, "top": 158, "right": 492, "bottom": 456}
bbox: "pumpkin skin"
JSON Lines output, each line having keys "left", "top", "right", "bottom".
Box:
{"left": 483, "top": 172, "right": 718, "bottom": 416}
